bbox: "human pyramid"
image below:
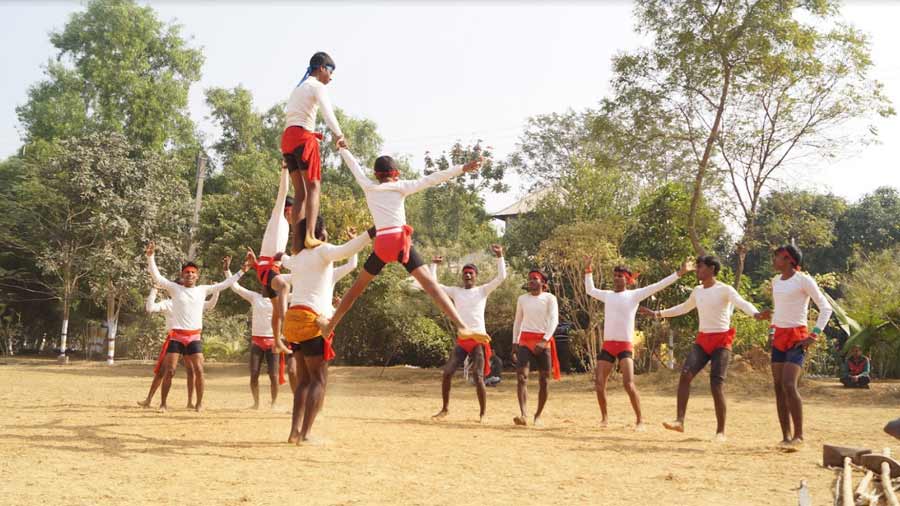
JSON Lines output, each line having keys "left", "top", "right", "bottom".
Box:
{"left": 139, "top": 51, "right": 834, "bottom": 451}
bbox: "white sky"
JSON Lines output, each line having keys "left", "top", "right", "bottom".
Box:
{"left": 1, "top": 1, "right": 898, "bottom": 214}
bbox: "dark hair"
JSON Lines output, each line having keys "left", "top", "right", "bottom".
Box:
{"left": 613, "top": 265, "right": 632, "bottom": 276}
{"left": 696, "top": 255, "right": 721, "bottom": 275}
{"left": 462, "top": 263, "right": 478, "bottom": 274}
{"left": 181, "top": 261, "right": 200, "bottom": 272}
{"left": 309, "top": 51, "right": 335, "bottom": 70}
{"left": 774, "top": 244, "right": 803, "bottom": 268}
{"left": 285, "top": 195, "right": 294, "bottom": 207}
{"left": 296, "top": 216, "right": 326, "bottom": 250}
{"left": 374, "top": 155, "right": 398, "bottom": 174}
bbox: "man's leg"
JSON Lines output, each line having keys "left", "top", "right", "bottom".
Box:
{"left": 781, "top": 362, "right": 804, "bottom": 443}
{"left": 709, "top": 348, "right": 731, "bottom": 439}
{"left": 620, "top": 357, "right": 644, "bottom": 430}
{"left": 302, "top": 173, "right": 322, "bottom": 248}
{"left": 299, "top": 353, "right": 328, "bottom": 441}
{"left": 858, "top": 376, "right": 870, "bottom": 388}
{"left": 409, "top": 266, "right": 470, "bottom": 332}
{"left": 185, "top": 350, "right": 206, "bottom": 412}
{"left": 771, "top": 362, "right": 792, "bottom": 443}
{"left": 320, "top": 270, "right": 376, "bottom": 336}
{"left": 534, "top": 369, "right": 550, "bottom": 426}
{"left": 287, "top": 352, "right": 299, "bottom": 393}
{"left": 840, "top": 376, "right": 852, "bottom": 388}
{"left": 265, "top": 348, "right": 278, "bottom": 407}
{"left": 433, "top": 347, "right": 464, "bottom": 419}
{"left": 595, "top": 358, "right": 614, "bottom": 427}
{"left": 158, "top": 352, "right": 181, "bottom": 412}
{"left": 138, "top": 370, "right": 164, "bottom": 407}
{"left": 185, "top": 358, "right": 195, "bottom": 409}
{"left": 271, "top": 276, "right": 291, "bottom": 353}
{"left": 289, "top": 351, "right": 310, "bottom": 444}
{"left": 514, "top": 361, "right": 530, "bottom": 426}
{"left": 288, "top": 167, "right": 306, "bottom": 247}
{"left": 472, "top": 346, "right": 487, "bottom": 422}
{"left": 249, "top": 344, "right": 263, "bottom": 409}
{"left": 665, "top": 345, "right": 708, "bottom": 433}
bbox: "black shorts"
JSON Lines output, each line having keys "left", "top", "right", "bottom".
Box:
{"left": 771, "top": 345, "right": 806, "bottom": 366}
{"left": 291, "top": 337, "right": 325, "bottom": 357}
{"left": 260, "top": 269, "right": 279, "bottom": 299}
{"left": 446, "top": 344, "right": 486, "bottom": 378}
{"left": 283, "top": 149, "right": 310, "bottom": 173}
{"left": 167, "top": 340, "right": 203, "bottom": 356}
{"left": 516, "top": 345, "right": 552, "bottom": 372}
{"left": 682, "top": 344, "right": 730, "bottom": 384}
{"left": 598, "top": 349, "right": 633, "bottom": 363}
{"left": 363, "top": 244, "right": 425, "bottom": 276}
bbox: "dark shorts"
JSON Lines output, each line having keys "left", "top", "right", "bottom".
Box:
{"left": 363, "top": 244, "right": 425, "bottom": 276}
{"left": 260, "top": 268, "right": 279, "bottom": 299}
{"left": 446, "top": 344, "right": 486, "bottom": 379}
{"left": 517, "top": 345, "right": 552, "bottom": 372}
{"left": 682, "top": 344, "right": 730, "bottom": 384}
{"left": 282, "top": 127, "right": 312, "bottom": 173}
{"left": 771, "top": 345, "right": 805, "bottom": 366}
{"left": 291, "top": 337, "right": 325, "bottom": 358}
{"left": 597, "top": 349, "right": 633, "bottom": 363}
{"left": 166, "top": 340, "right": 203, "bottom": 356}
{"left": 249, "top": 344, "right": 276, "bottom": 372}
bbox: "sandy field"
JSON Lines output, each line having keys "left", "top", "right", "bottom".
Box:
{"left": 1, "top": 357, "right": 898, "bottom": 506}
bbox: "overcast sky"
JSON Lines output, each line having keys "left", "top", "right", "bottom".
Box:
{"left": 2, "top": 1, "right": 898, "bottom": 213}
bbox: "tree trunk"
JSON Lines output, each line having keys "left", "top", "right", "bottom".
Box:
{"left": 58, "top": 311, "right": 69, "bottom": 364}
{"left": 105, "top": 290, "right": 118, "bottom": 365}
{"left": 733, "top": 244, "right": 748, "bottom": 289}
{"left": 687, "top": 64, "right": 732, "bottom": 256}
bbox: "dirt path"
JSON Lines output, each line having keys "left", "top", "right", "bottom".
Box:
{"left": 1, "top": 359, "right": 898, "bottom": 505}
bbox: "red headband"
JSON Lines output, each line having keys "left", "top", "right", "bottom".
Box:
{"left": 617, "top": 270, "right": 639, "bottom": 285}
{"left": 462, "top": 266, "right": 477, "bottom": 274}
{"left": 528, "top": 272, "right": 546, "bottom": 282}
{"left": 181, "top": 266, "right": 198, "bottom": 274}
{"left": 376, "top": 170, "right": 400, "bottom": 178}
{"left": 780, "top": 251, "right": 801, "bottom": 271}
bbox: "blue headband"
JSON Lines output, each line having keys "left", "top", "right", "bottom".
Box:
{"left": 297, "top": 64, "right": 334, "bottom": 87}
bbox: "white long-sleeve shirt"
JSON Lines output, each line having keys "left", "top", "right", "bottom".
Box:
{"left": 585, "top": 272, "right": 680, "bottom": 342}
{"left": 512, "top": 292, "right": 559, "bottom": 343}
{"left": 282, "top": 234, "right": 371, "bottom": 317}
{"left": 772, "top": 272, "right": 833, "bottom": 331}
{"left": 146, "top": 287, "right": 219, "bottom": 331}
{"left": 229, "top": 277, "right": 274, "bottom": 337}
{"left": 259, "top": 168, "right": 291, "bottom": 258}
{"left": 431, "top": 257, "right": 507, "bottom": 334}
{"left": 284, "top": 76, "right": 343, "bottom": 137}
{"left": 148, "top": 254, "right": 243, "bottom": 330}
{"left": 340, "top": 149, "right": 464, "bottom": 229}
{"left": 659, "top": 282, "right": 759, "bottom": 333}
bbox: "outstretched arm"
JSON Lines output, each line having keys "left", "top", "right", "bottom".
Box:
{"left": 727, "top": 286, "right": 760, "bottom": 317}
{"left": 333, "top": 254, "right": 358, "bottom": 284}
{"left": 339, "top": 148, "right": 375, "bottom": 191}
{"left": 481, "top": 248, "right": 507, "bottom": 295}
{"left": 146, "top": 254, "right": 177, "bottom": 292}
{"left": 313, "top": 83, "right": 344, "bottom": 139}
{"left": 320, "top": 233, "right": 372, "bottom": 263}
{"left": 658, "top": 288, "right": 698, "bottom": 318}
{"left": 583, "top": 273, "right": 608, "bottom": 303}
{"left": 396, "top": 164, "right": 464, "bottom": 196}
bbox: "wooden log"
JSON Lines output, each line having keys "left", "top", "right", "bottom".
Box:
{"left": 840, "top": 457, "right": 854, "bottom": 506}
{"left": 798, "top": 479, "right": 812, "bottom": 506}
{"left": 883, "top": 448, "right": 900, "bottom": 506}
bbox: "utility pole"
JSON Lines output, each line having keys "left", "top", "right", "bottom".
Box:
{"left": 185, "top": 152, "right": 207, "bottom": 261}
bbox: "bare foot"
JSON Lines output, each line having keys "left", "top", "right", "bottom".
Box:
{"left": 634, "top": 422, "right": 646, "bottom": 432}
{"left": 598, "top": 419, "right": 609, "bottom": 429}
{"left": 287, "top": 431, "right": 301, "bottom": 444}
{"left": 713, "top": 433, "right": 727, "bottom": 443}
{"left": 186, "top": 403, "right": 195, "bottom": 410}
{"left": 194, "top": 404, "right": 204, "bottom": 413}
{"left": 786, "top": 437, "right": 804, "bottom": 451}
{"left": 137, "top": 400, "right": 151, "bottom": 408}
{"left": 157, "top": 405, "right": 168, "bottom": 413}
{"left": 270, "top": 402, "right": 278, "bottom": 411}
{"left": 304, "top": 234, "right": 323, "bottom": 249}
{"left": 663, "top": 420, "right": 684, "bottom": 433}
{"left": 299, "top": 435, "right": 327, "bottom": 446}
{"left": 432, "top": 409, "right": 449, "bottom": 420}
{"left": 776, "top": 439, "right": 793, "bottom": 451}
{"left": 533, "top": 416, "right": 544, "bottom": 427}
{"left": 247, "top": 404, "right": 260, "bottom": 410}
{"left": 513, "top": 416, "right": 527, "bottom": 426}
{"left": 477, "top": 415, "right": 484, "bottom": 424}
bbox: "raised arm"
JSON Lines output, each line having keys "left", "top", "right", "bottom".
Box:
{"left": 271, "top": 164, "right": 290, "bottom": 221}
{"left": 543, "top": 295, "right": 559, "bottom": 342}
{"left": 512, "top": 298, "right": 524, "bottom": 344}
{"left": 658, "top": 288, "right": 698, "bottom": 319}
{"left": 583, "top": 273, "right": 608, "bottom": 303}
{"left": 333, "top": 254, "right": 358, "bottom": 284}
{"left": 727, "top": 285, "right": 759, "bottom": 317}
{"left": 145, "top": 287, "right": 167, "bottom": 313}
{"left": 320, "top": 233, "right": 372, "bottom": 263}
{"left": 227, "top": 272, "right": 258, "bottom": 304}
{"left": 147, "top": 254, "right": 178, "bottom": 292}
{"left": 339, "top": 148, "right": 375, "bottom": 191}
{"left": 480, "top": 249, "right": 507, "bottom": 295}
{"left": 395, "top": 163, "right": 465, "bottom": 196}
{"left": 313, "top": 83, "right": 343, "bottom": 139}
{"left": 803, "top": 274, "right": 833, "bottom": 333}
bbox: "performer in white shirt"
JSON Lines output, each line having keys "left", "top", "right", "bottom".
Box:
{"left": 278, "top": 218, "right": 372, "bottom": 444}
{"left": 145, "top": 242, "right": 255, "bottom": 412}
{"left": 316, "top": 148, "right": 482, "bottom": 339}
{"left": 280, "top": 51, "right": 347, "bottom": 249}
{"left": 137, "top": 285, "right": 219, "bottom": 409}
{"left": 763, "top": 244, "right": 832, "bottom": 450}
{"left": 511, "top": 269, "right": 559, "bottom": 426}
{"left": 642, "top": 255, "right": 766, "bottom": 440}
{"left": 584, "top": 257, "right": 692, "bottom": 430}
{"left": 428, "top": 245, "right": 506, "bottom": 423}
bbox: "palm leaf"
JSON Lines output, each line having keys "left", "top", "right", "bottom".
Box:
{"left": 825, "top": 293, "right": 861, "bottom": 338}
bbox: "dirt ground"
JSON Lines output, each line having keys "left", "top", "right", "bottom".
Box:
{"left": 1, "top": 357, "right": 898, "bottom": 506}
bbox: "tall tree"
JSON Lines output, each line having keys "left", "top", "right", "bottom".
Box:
{"left": 16, "top": 0, "right": 203, "bottom": 151}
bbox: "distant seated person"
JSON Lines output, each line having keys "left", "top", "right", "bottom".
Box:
{"left": 840, "top": 345, "right": 871, "bottom": 389}
{"left": 466, "top": 354, "right": 503, "bottom": 387}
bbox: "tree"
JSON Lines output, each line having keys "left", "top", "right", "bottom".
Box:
{"left": 609, "top": 0, "right": 893, "bottom": 277}
{"left": 16, "top": 0, "right": 203, "bottom": 151}
{"left": 833, "top": 187, "right": 900, "bottom": 267}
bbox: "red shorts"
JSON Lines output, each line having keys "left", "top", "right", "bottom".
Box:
{"left": 695, "top": 329, "right": 736, "bottom": 355}
{"left": 251, "top": 336, "right": 275, "bottom": 352}
{"left": 602, "top": 340, "right": 634, "bottom": 357}
{"left": 153, "top": 329, "right": 201, "bottom": 374}
{"left": 772, "top": 326, "right": 808, "bottom": 352}
{"left": 281, "top": 126, "right": 324, "bottom": 180}
{"left": 457, "top": 338, "right": 492, "bottom": 377}
{"left": 518, "top": 331, "right": 561, "bottom": 380}
{"left": 373, "top": 226, "right": 413, "bottom": 264}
